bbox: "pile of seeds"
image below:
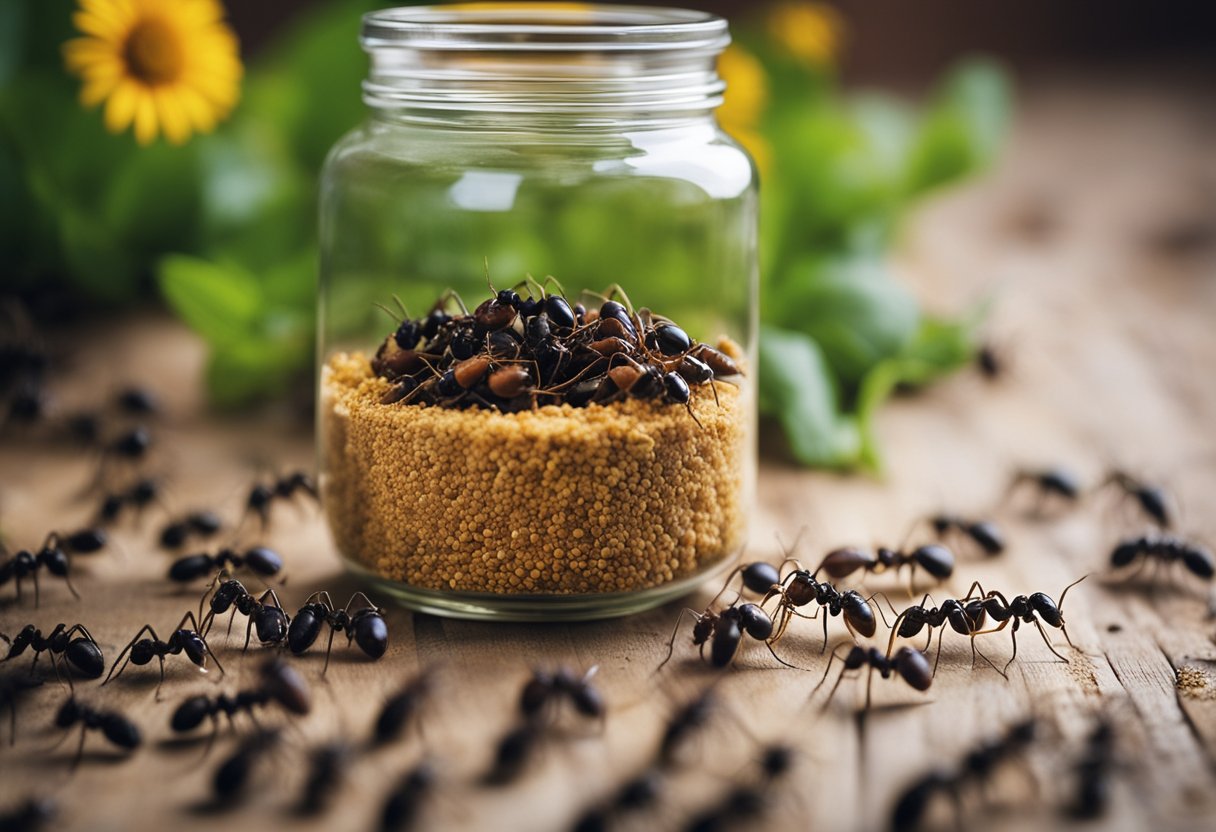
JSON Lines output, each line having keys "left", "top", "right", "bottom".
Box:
{"left": 370, "top": 283, "right": 743, "bottom": 415}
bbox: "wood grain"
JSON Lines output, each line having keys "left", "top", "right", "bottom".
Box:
{"left": 3, "top": 72, "right": 1216, "bottom": 832}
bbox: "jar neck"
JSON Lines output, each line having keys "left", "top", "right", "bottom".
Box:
{"left": 360, "top": 4, "right": 729, "bottom": 129}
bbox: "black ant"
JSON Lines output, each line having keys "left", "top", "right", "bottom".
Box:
{"left": 816, "top": 542, "right": 955, "bottom": 587}
{"left": 115, "top": 386, "right": 160, "bottom": 416}
{"left": 1, "top": 623, "right": 104, "bottom": 680}
{"left": 924, "top": 513, "right": 1005, "bottom": 556}
{"left": 97, "top": 426, "right": 153, "bottom": 479}
{"left": 245, "top": 470, "right": 319, "bottom": 529}
{"left": 716, "top": 560, "right": 783, "bottom": 599}
{"left": 1008, "top": 466, "right": 1082, "bottom": 513}
{"left": 212, "top": 728, "right": 283, "bottom": 801}
{"left": 1, "top": 673, "right": 44, "bottom": 745}
{"left": 1109, "top": 534, "right": 1213, "bottom": 584}
{"left": 976, "top": 343, "right": 1004, "bottom": 380}
{"left": 890, "top": 718, "right": 1037, "bottom": 832}
{"left": 380, "top": 760, "right": 438, "bottom": 832}
{"left": 97, "top": 477, "right": 163, "bottom": 525}
{"left": 657, "top": 600, "right": 788, "bottom": 671}
{"left": 1, "top": 529, "right": 106, "bottom": 606}
{"left": 815, "top": 645, "right": 933, "bottom": 709}
{"left": 55, "top": 697, "right": 141, "bottom": 765}
{"left": 520, "top": 666, "right": 604, "bottom": 724}
{"left": 572, "top": 768, "right": 663, "bottom": 832}
{"left": 683, "top": 743, "right": 794, "bottom": 832}
{"left": 300, "top": 741, "right": 355, "bottom": 814}
{"left": 1102, "top": 471, "right": 1173, "bottom": 528}
{"left": 159, "top": 510, "right": 223, "bottom": 549}
{"left": 485, "top": 719, "right": 545, "bottom": 785}
{"left": 964, "top": 577, "right": 1085, "bottom": 673}
{"left": 373, "top": 670, "right": 436, "bottom": 746}
{"left": 286, "top": 591, "right": 388, "bottom": 672}
{"left": 761, "top": 563, "right": 887, "bottom": 652}
{"left": 0, "top": 796, "right": 57, "bottom": 832}
{"left": 1065, "top": 718, "right": 1116, "bottom": 820}
{"left": 885, "top": 595, "right": 1001, "bottom": 676}
{"left": 199, "top": 577, "right": 289, "bottom": 650}
{"left": 171, "top": 657, "right": 311, "bottom": 737}
{"left": 104, "top": 611, "right": 222, "bottom": 696}
{"left": 658, "top": 688, "right": 717, "bottom": 768}
{"left": 168, "top": 545, "right": 283, "bottom": 583}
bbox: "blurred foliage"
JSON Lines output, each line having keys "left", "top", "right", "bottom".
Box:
{"left": 0, "top": 0, "right": 1010, "bottom": 470}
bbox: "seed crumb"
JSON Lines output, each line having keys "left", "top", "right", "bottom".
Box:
{"left": 1176, "top": 665, "right": 1216, "bottom": 700}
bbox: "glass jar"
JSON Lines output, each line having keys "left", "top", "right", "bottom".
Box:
{"left": 318, "top": 3, "right": 757, "bottom": 620}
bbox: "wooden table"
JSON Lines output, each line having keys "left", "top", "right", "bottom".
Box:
{"left": 3, "top": 71, "right": 1216, "bottom": 831}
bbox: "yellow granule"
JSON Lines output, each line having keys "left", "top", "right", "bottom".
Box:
{"left": 321, "top": 352, "right": 747, "bottom": 595}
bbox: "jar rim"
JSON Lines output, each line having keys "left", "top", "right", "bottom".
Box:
{"left": 361, "top": 3, "right": 730, "bottom": 52}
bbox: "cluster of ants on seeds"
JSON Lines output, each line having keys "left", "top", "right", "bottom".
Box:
{"left": 655, "top": 462, "right": 1212, "bottom": 829}
{"left": 369, "top": 276, "right": 742, "bottom": 418}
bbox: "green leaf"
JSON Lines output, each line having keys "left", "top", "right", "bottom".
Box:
{"left": 206, "top": 338, "right": 306, "bottom": 409}
{"left": 767, "top": 254, "right": 920, "bottom": 386}
{"left": 758, "top": 326, "right": 860, "bottom": 468}
{"left": 855, "top": 316, "right": 978, "bottom": 468}
{"left": 157, "top": 255, "right": 262, "bottom": 343}
{"left": 903, "top": 58, "right": 1012, "bottom": 196}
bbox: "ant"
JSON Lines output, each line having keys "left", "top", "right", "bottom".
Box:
{"left": 816, "top": 542, "right": 955, "bottom": 587}
{"left": 964, "top": 577, "right": 1085, "bottom": 673}
{"left": 572, "top": 768, "right": 663, "bottom": 832}
{"left": 885, "top": 595, "right": 1002, "bottom": 677}
{"left": 1102, "top": 471, "right": 1173, "bottom": 529}
{"left": 1008, "top": 466, "right": 1082, "bottom": 513}
{"left": 1109, "top": 534, "right": 1213, "bottom": 584}
{"left": 300, "top": 741, "right": 355, "bottom": 814}
{"left": 200, "top": 577, "right": 289, "bottom": 650}
{"left": 171, "top": 657, "right": 311, "bottom": 737}
{"left": 716, "top": 560, "right": 783, "bottom": 599}
{"left": 657, "top": 601, "right": 788, "bottom": 671}
{"left": 373, "top": 670, "right": 436, "bottom": 746}
{"left": 212, "top": 728, "right": 283, "bottom": 800}
{"left": 96, "top": 477, "right": 163, "bottom": 526}
{"left": 976, "top": 343, "right": 1004, "bottom": 380}
{"left": 104, "top": 611, "right": 222, "bottom": 696}
{"left": 761, "top": 563, "right": 887, "bottom": 652}
{"left": 245, "top": 470, "right": 319, "bottom": 529}
{"left": 1065, "top": 718, "right": 1116, "bottom": 820}
{"left": 890, "top": 718, "right": 1037, "bottom": 832}
{"left": 1, "top": 623, "right": 104, "bottom": 680}
{"left": 115, "top": 386, "right": 160, "bottom": 417}
{"left": 923, "top": 513, "right": 1005, "bottom": 557}
{"left": 159, "top": 510, "right": 223, "bottom": 549}
{"left": 1, "top": 673, "right": 44, "bottom": 745}
{"left": 287, "top": 591, "right": 388, "bottom": 672}
{"left": 658, "top": 688, "right": 718, "bottom": 768}
{"left": 168, "top": 545, "right": 283, "bottom": 583}
{"left": 815, "top": 645, "right": 933, "bottom": 710}
{"left": 97, "top": 426, "right": 153, "bottom": 481}
{"left": 520, "top": 666, "right": 604, "bottom": 725}
{"left": 55, "top": 697, "right": 141, "bottom": 765}
{"left": 683, "top": 744, "right": 793, "bottom": 832}
{"left": 380, "top": 760, "right": 438, "bottom": 832}
{"left": 0, "top": 796, "right": 57, "bottom": 832}
{"left": 1, "top": 529, "right": 106, "bottom": 606}
{"left": 485, "top": 719, "right": 545, "bottom": 785}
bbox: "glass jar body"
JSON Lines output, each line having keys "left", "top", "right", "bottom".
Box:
{"left": 318, "top": 113, "right": 757, "bottom": 620}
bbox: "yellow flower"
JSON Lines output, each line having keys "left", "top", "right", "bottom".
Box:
{"left": 63, "top": 0, "right": 242, "bottom": 146}
{"left": 766, "top": 2, "right": 843, "bottom": 67}
{"left": 717, "top": 45, "right": 771, "bottom": 176}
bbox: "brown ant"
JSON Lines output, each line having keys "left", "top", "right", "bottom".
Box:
{"left": 815, "top": 645, "right": 933, "bottom": 709}
{"left": 55, "top": 697, "right": 141, "bottom": 766}
{"left": 199, "top": 577, "right": 289, "bottom": 650}
{"left": 815, "top": 542, "right": 956, "bottom": 587}
{"left": 286, "top": 591, "right": 388, "bottom": 672}
{"left": 1102, "top": 471, "right": 1173, "bottom": 528}
{"left": 1109, "top": 534, "right": 1213, "bottom": 584}
{"left": 890, "top": 718, "right": 1037, "bottom": 832}
{"left": 923, "top": 513, "right": 1005, "bottom": 557}
{"left": 1, "top": 529, "right": 106, "bottom": 606}
{"left": 1008, "top": 466, "right": 1082, "bottom": 513}
{"left": 885, "top": 595, "right": 1002, "bottom": 677}
{"left": 1, "top": 623, "right": 104, "bottom": 681}
{"left": 245, "top": 470, "right": 319, "bottom": 529}
{"left": 964, "top": 577, "right": 1086, "bottom": 673}
{"left": 104, "top": 611, "right": 223, "bottom": 696}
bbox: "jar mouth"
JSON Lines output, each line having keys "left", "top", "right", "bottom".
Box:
{"left": 361, "top": 3, "right": 730, "bottom": 53}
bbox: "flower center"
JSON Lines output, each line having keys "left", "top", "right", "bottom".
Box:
{"left": 123, "top": 18, "right": 183, "bottom": 85}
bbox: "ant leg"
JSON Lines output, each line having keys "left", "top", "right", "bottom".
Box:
{"left": 1033, "top": 619, "right": 1071, "bottom": 663}
{"left": 932, "top": 627, "right": 948, "bottom": 677}
{"left": 32, "top": 571, "right": 40, "bottom": 609}
{"left": 63, "top": 569, "right": 80, "bottom": 600}
{"left": 656, "top": 609, "right": 700, "bottom": 672}
{"left": 864, "top": 666, "right": 875, "bottom": 711}
{"left": 70, "top": 724, "right": 87, "bottom": 771}
{"left": 709, "top": 565, "right": 745, "bottom": 609}
{"left": 103, "top": 625, "right": 157, "bottom": 684}
{"left": 970, "top": 637, "right": 1007, "bottom": 680}
{"left": 813, "top": 644, "right": 850, "bottom": 696}
{"left": 866, "top": 592, "right": 900, "bottom": 627}
{"left": 322, "top": 626, "right": 338, "bottom": 675}
{"left": 885, "top": 611, "right": 910, "bottom": 658}
{"left": 155, "top": 655, "right": 167, "bottom": 701}
{"left": 820, "top": 612, "right": 830, "bottom": 654}
{"left": 762, "top": 637, "right": 805, "bottom": 671}
{"left": 1002, "top": 626, "right": 1020, "bottom": 676}
{"left": 243, "top": 615, "right": 255, "bottom": 652}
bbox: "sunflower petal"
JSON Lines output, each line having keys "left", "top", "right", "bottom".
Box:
{"left": 104, "top": 80, "right": 140, "bottom": 133}
{"left": 133, "top": 92, "right": 159, "bottom": 144}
